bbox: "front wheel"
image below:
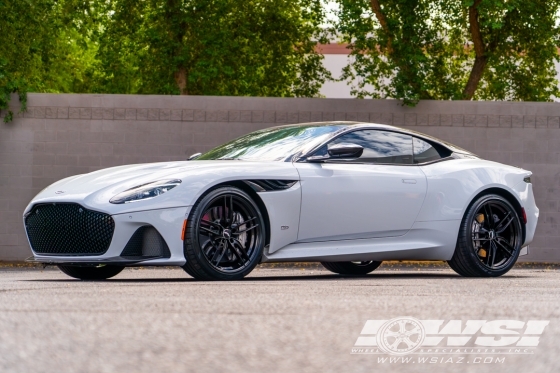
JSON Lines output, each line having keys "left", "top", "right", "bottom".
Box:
{"left": 321, "top": 261, "right": 382, "bottom": 275}
{"left": 57, "top": 265, "right": 124, "bottom": 280}
{"left": 448, "top": 194, "right": 522, "bottom": 277}
{"left": 182, "top": 186, "right": 266, "bottom": 281}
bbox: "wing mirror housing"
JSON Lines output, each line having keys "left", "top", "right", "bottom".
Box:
{"left": 327, "top": 143, "right": 364, "bottom": 158}
{"left": 306, "top": 143, "right": 364, "bottom": 162}
{"left": 188, "top": 152, "right": 202, "bottom": 160}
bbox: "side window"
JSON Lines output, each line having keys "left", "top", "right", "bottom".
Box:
{"left": 412, "top": 137, "right": 449, "bottom": 164}
{"left": 314, "top": 130, "right": 413, "bottom": 164}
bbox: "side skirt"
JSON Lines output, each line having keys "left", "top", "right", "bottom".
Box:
{"left": 262, "top": 220, "right": 461, "bottom": 263}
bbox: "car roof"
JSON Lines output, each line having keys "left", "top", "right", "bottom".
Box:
{"left": 268, "top": 121, "right": 474, "bottom": 156}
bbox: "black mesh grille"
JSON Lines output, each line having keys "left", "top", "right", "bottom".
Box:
{"left": 25, "top": 203, "right": 115, "bottom": 256}
{"left": 121, "top": 226, "right": 171, "bottom": 258}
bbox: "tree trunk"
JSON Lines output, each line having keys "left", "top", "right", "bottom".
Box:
{"left": 174, "top": 67, "right": 188, "bottom": 95}
{"left": 370, "top": 0, "right": 393, "bottom": 54}
{"left": 369, "top": 0, "right": 431, "bottom": 100}
{"left": 463, "top": 0, "right": 487, "bottom": 100}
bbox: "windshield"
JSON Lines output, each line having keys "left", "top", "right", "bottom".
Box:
{"left": 197, "top": 124, "right": 348, "bottom": 161}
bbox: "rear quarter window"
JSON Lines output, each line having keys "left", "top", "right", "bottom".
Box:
{"left": 413, "top": 137, "right": 451, "bottom": 164}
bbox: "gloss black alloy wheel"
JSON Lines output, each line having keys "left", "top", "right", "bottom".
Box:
{"left": 448, "top": 194, "right": 522, "bottom": 277}
{"left": 57, "top": 264, "right": 124, "bottom": 280}
{"left": 182, "top": 186, "right": 266, "bottom": 281}
{"left": 321, "top": 260, "right": 382, "bottom": 275}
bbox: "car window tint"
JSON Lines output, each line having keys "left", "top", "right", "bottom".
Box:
{"left": 413, "top": 137, "right": 445, "bottom": 164}
{"left": 315, "top": 130, "right": 413, "bottom": 164}
{"left": 197, "top": 124, "right": 348, "bottom": 161}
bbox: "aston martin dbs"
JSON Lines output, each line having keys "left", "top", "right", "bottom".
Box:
{"left": 23, "top": 122, "right": 538, "bottom": 280}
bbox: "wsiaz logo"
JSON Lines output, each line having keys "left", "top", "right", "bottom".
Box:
{"left": 376, "top": 317, "right": 425, "bottom": 355}
{"left": 353, "top": 317, "right": 549, "bottom": 356}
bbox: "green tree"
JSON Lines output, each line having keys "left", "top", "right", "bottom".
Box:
{"left": 0, "top": 0, "right": 54, "bottom": 121}
{"left": 335, "top": 0, "right": 560, "bottom": 104}
{"left": 0, "top": 0, "right": 98, "bottom": 121}
{"left": 1, "top": 0, "right": 329, "bottom": 121}
{"left": 93, "top": 0, "right": 330, "bottom": 97}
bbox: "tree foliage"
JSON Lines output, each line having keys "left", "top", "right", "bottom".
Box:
{"left": 335, "top": 0, "right": 560, "bottom": 104}
{"left": 0, "top": 0, "right": 329, "bottom": 121}
{"left": 0, "top": 0, "right": 55, "bottom": 121}
{"left": 0, "top": 0, "right": 99, "bottom": 121}
{"left": 2, "top": 0, "right": 560, "bottom": 120}
{"left": 94, "top": 0, "right": 329, "bottom": 97}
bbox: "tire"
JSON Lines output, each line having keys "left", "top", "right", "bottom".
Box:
{"left": 182, "top": 186, "right": 266, "bottom": 281}
{"left": 57, "top": 265, "right": 124, "bottom": 280}
{"left": 321, "top": 261, "right": 382, "bottom": 275}
{"left": 448, "top": 194, "right": 522, "bottom": 277}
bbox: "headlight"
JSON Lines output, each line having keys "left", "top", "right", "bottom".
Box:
{"left": 110, "top": 179, "right": 182, "bottom": 204}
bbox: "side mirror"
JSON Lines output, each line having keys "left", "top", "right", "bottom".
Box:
{"left": 188, "top": 152, "right": 202, "bottom": 161}
{"left": 306, "top": 143, "right": 364, "bottom": 162}
{"left": 327, "top": 143, "right": 364, "bottom": 158}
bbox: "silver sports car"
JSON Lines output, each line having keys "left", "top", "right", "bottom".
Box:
{"left": 23, "top": 122, "right": 538, "bottom": 280}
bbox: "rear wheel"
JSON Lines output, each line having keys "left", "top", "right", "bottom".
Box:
{"left": 321, "top": 261, "right": 382, "bottom": 275}
{"left": 57, "top": 265, "right": 124, "bottom": 280}
{"left": 448, "top": 194, "right": 522, "bottom": 277}
{"left": 182, "top": 186, "right": 266, "bottom": 281}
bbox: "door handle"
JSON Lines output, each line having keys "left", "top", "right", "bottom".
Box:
{"left": 402, "top": 179, "right": 417, "bottom": 184}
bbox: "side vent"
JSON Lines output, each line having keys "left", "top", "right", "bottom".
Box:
{"left": 121, "top": 226, "right": 171, "bottom": 259}
{"left": 244, "top": 180, "right": 298, "bottom": 192}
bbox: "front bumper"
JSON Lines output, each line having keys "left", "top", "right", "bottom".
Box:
{"left": 26, "top": 206, "right": 190, "bottom": 266}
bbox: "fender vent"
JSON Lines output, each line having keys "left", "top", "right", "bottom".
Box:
{"left": 244, "top": 180, "right": 298, "bottom": 192}
{"left": 121, "top": 226, "right": 171, "bottom": 259}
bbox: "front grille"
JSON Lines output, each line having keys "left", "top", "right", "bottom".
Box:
{"left": 25, "top": 203, "right": 115, "bottom": 256}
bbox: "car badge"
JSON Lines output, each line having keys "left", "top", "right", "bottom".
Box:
{"left": 55, "top": 191, "right": 65, "bottom": 194}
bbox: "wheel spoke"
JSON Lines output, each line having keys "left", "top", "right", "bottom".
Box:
{"left": 201, "top": 219, "right": 222, "bottom": 229}
{"left": 398, "top": 320, "right": 407, "bottom": 333}
{"left": 402, "top": 337, "right": 416, "bottom": 348}
{"left": 228, "top": 240, "right": 248, "bottom": 265}
{"left": 232, "top": 239, "right": 251, "bottom": 260}
{"left": 199, "top": 226, "right": 218, "bottom": 236}
{"left": 489, "top": 241, "right": 498, "bottom": 268}
{"left": 235, "top": 224, "right": 259, "bottom": 235}
{"left": 405, "top": 326, "right": 421, "bottom": 336}
{"left": 484, "top": 203, "right": 494, "bottom": 229}
{"left": 389, "top": 339, "right": 402, "bottom": 350}
{"left": 485, "top": 241, "right": 493, "bottom": 266}
{"left": 496, "top": 215, "right": 515, "bottom": 234}
{"left": 201, "top": 240, "right": 215, "bottom": 256}
{"left": 495, "top": 237, "right": 514, "bottom": 257}
{"left": 210, "top": 241, "right": 226, "bottom": 266}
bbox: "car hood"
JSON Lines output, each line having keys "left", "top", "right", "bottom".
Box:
{"left": 25, "top": 160, "right": 299, "bottom": 215}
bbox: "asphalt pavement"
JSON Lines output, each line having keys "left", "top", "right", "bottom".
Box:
{"left": 1, "top": 263, "right": 559, "bottom": 373}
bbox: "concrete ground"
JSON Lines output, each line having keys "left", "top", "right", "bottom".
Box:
{"left": 0, "top": 263, "right": 559, "bottom": 373}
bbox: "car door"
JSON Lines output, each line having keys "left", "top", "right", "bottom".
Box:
{"left": 295, "top": 129, "right": 427, "bottom": 242}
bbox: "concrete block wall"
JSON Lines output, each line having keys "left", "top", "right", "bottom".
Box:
{"left": 1, "top": 93, "right": 559, "bottom": 261}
